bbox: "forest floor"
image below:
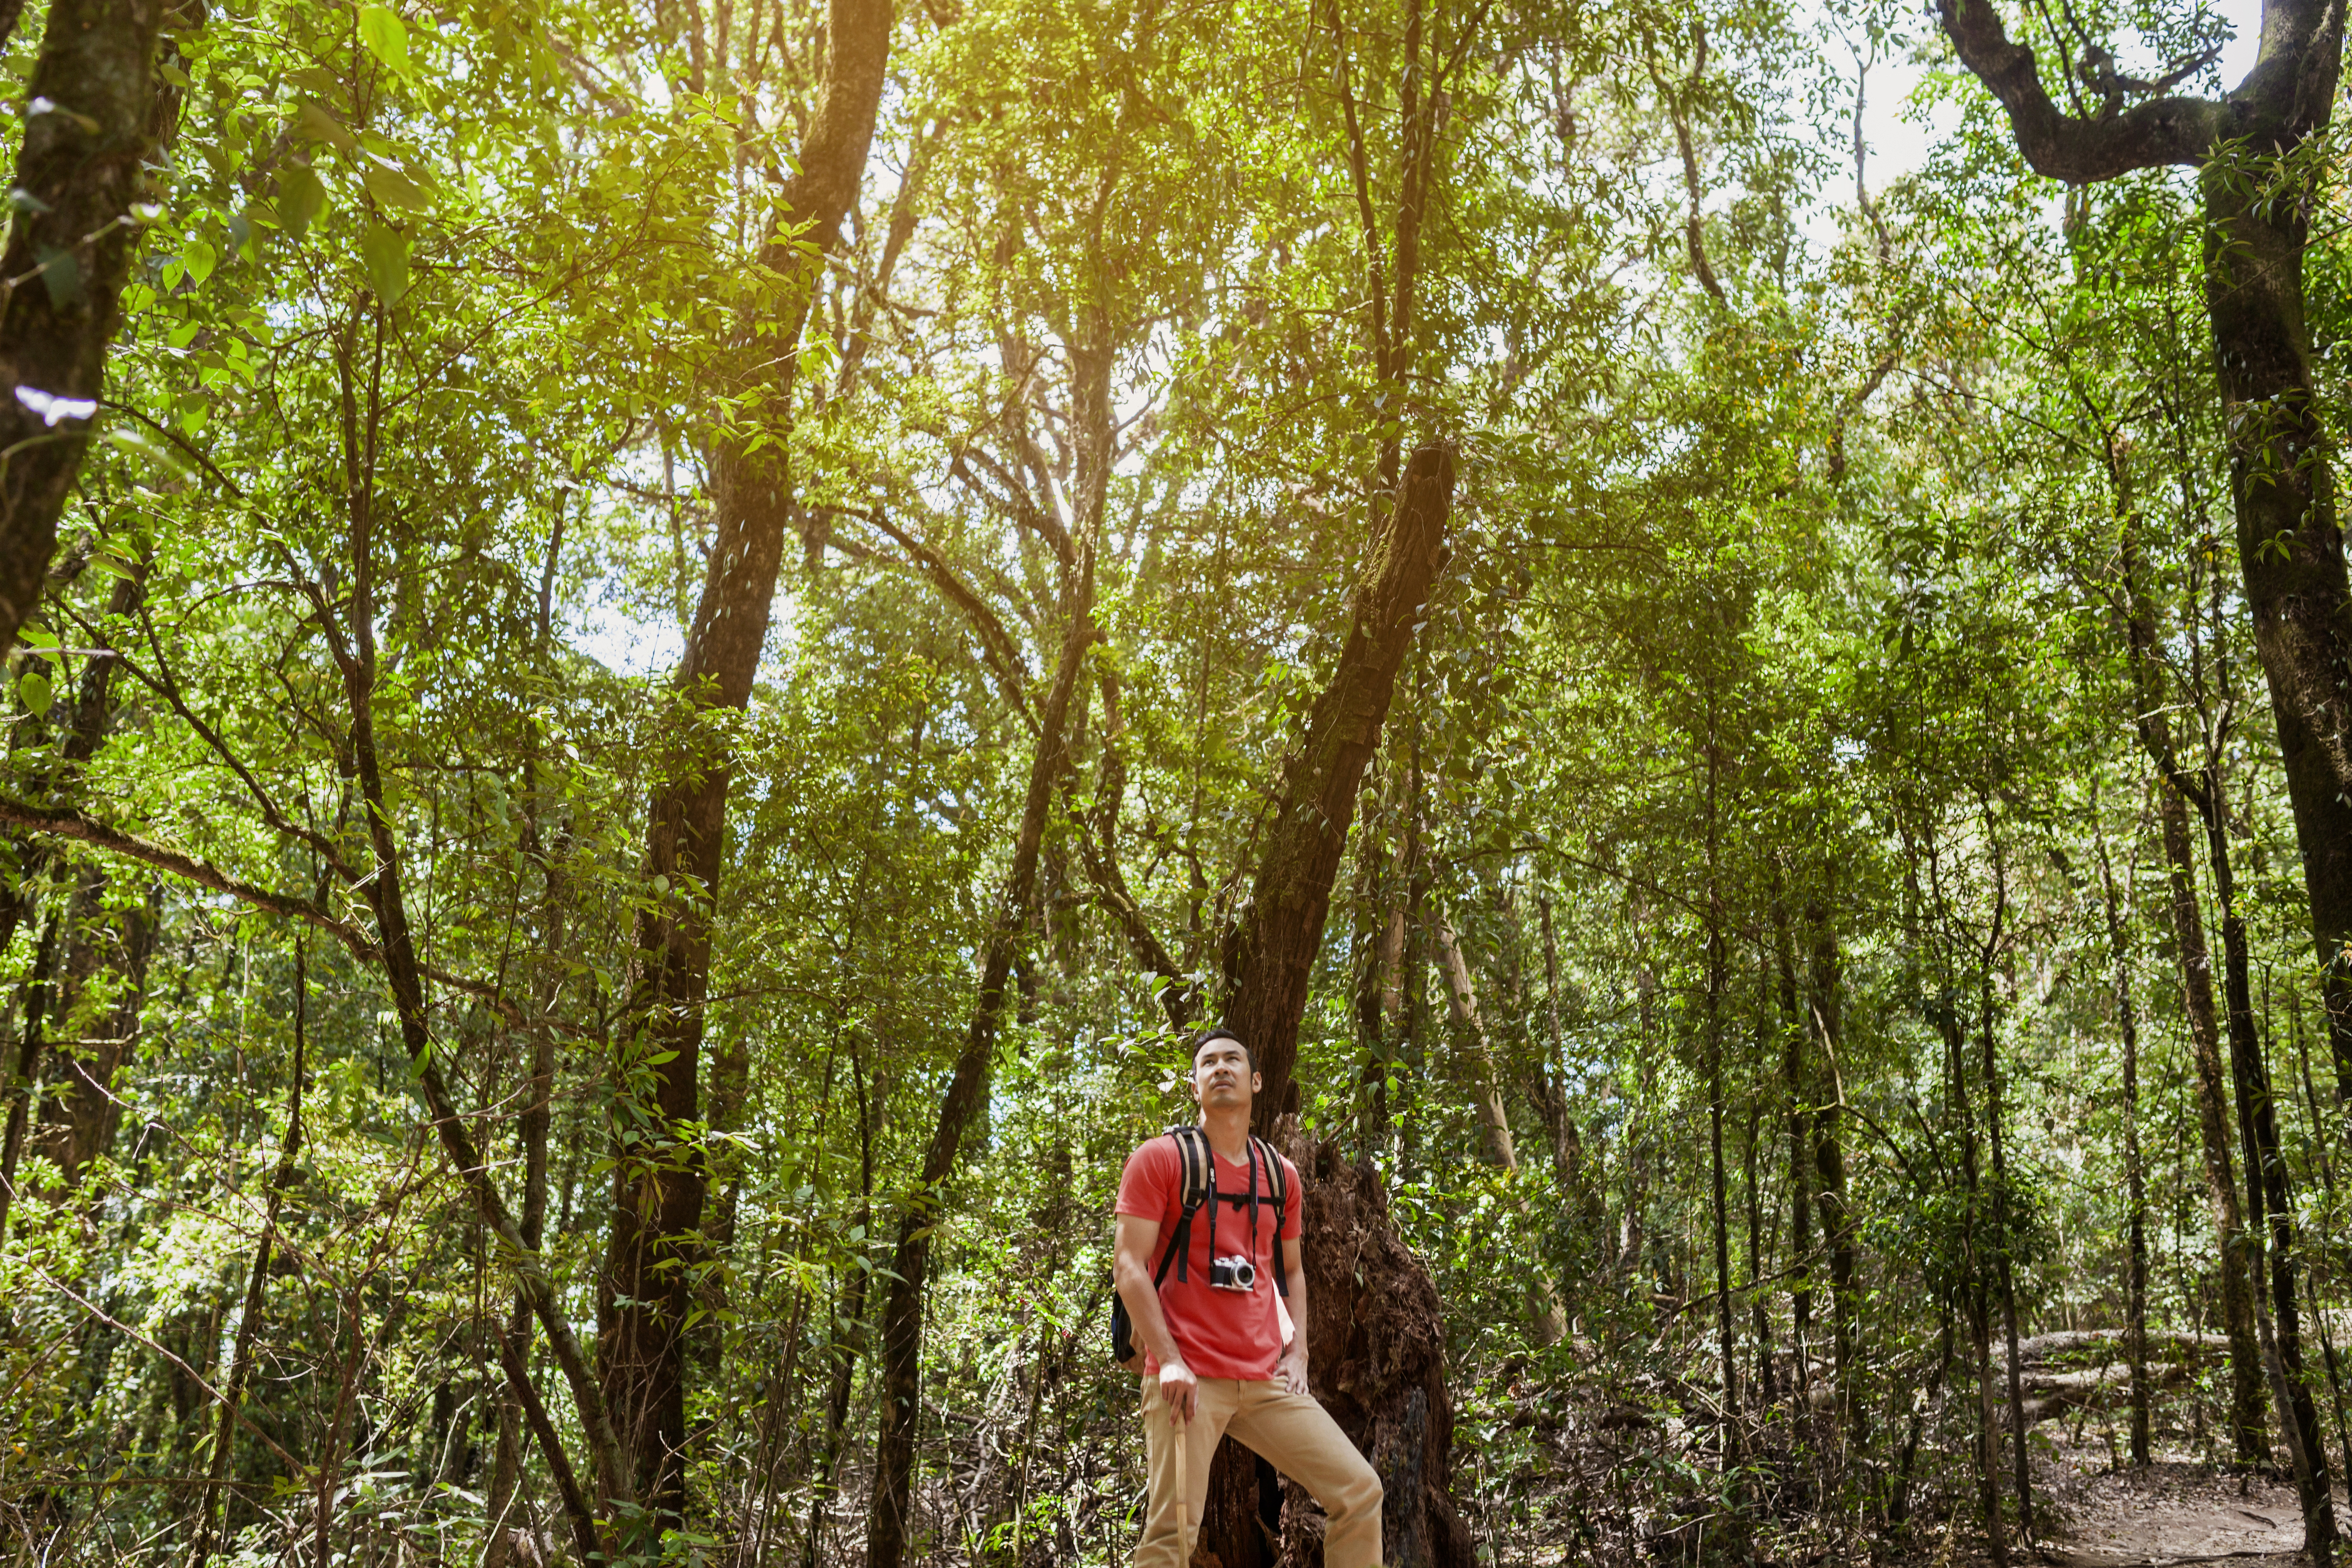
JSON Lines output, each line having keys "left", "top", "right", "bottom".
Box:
{"left": 2024, "top": 1445, "right": 2347, "bottom": 1568}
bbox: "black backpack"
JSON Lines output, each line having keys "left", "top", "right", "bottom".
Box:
{"left": 1111, "top": 1125, "right": 1289, "bottom": 1370}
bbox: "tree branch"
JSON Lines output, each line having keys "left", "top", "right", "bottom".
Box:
{"left": 1323, "top": 0, "right": 1392, "bottom": 378}
{"left": 0, "top": 794, "right": 372, "bottom": 954}
{"left": 497, "top": 1307, "right": 609, "bottom": 1567}
{"left": 1935, "top": 0, "right": 2223, "bottom": 179}
{"left": 1648, "top": 24, "right": 1724, "bottom": 304}
{"left": 1078, "top": 671, "right": 1193, "bottom": 1028}
{"left": 852, "top": 503, "right": 1037, "bottom": 729}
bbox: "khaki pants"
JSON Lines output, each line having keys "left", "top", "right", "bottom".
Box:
{"left": 1133, "top": 1375, "right": 1382, "bottom": 1568}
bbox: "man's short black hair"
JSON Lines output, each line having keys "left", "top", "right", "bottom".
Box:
{"left": 1189, "top": 1026, "right": 1257, "bottom": 1075}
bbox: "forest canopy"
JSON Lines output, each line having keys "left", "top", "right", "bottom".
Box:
{"left": 2, "top": 0, "right": 2352, "bottom": 1563}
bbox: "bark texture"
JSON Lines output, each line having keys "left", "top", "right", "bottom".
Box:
{"left": 1270, "top": 1128, "right": 1472, "bottom": 1568}
{"left": 1223, "top": 442, "right": 1456, "bottom": 1118}
{"left": 0, "top": 0, "right": 172, "bottom": 652}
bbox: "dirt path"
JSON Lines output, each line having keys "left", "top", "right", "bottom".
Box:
{"left": 2038, "top": 1459, "right": 2348, "bottom": 1568}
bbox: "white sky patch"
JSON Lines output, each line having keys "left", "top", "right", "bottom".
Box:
{"left": 572, "top": 596, "right": 685, "bottom": 679}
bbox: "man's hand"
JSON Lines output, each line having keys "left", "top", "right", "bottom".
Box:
{"left": 1276, "top": 1343, "right": 1310, "bottom": 1398}
{"left": 1158, "top": 1358, "right": 1199, "bottom": 1425}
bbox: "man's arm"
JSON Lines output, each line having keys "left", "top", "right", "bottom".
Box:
{"left": 1116, "top": 1213, "right": 1196, "bottom": 1423}
{"left": 1277, "top": 1235, "right": 1310, "bottom": 1397}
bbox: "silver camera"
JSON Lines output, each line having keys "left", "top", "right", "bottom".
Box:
{"left": 1209, "top": 1254, "right": 1256, "bottom": 1292}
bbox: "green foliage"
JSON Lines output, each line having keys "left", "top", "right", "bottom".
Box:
{"left": 3, "top": 0, "right": 2349, "bottom": 1559}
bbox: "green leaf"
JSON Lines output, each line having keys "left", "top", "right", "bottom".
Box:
{"left": 15, "top": 624, "right": 57, "bottom": 652}
{"left": 294, "top": 101, "right": 356, "bottom": 153}
{"left": 278, "top": 165, "right": 328, "bottom": 238}
{"left": 180, "top": 236, "right": 217, "bottom": 286}
{"left": 101, "top": 426, "right": 191, "bottom": 480}
{"left": 358, "top": 6, "right": 417, "bottom": 85}
{"left": 18, "top": 671, "right": 52, "bottom": 718}
{"left": 359, "top": 222, "right": 410, "bottom": 306}
{"left": 36, "top": 246, "right": 81, "bottom": 309}
{"left": 362, "top": 163, "right": 431, "bottom": 213}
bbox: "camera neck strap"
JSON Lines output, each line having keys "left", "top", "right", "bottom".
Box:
{"left": 1204, "top": 1134, "right": 1261, "bottom": 1271}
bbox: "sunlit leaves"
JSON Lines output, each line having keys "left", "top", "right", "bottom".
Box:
{"left": 358, "top": 221, "right": 410, "bottom": 304}
{"left": 276, "top": 163, "right": 328, "bottom": 237}
{"left": 357, "top": 5, "right": 418, "bottom": 88}
{"left": 293, "top": 99, "right": 356, "bottom": 152}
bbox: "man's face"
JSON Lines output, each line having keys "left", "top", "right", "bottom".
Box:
{"left": 1191, "top": 1036, "right": 1260, "bottom": 1112}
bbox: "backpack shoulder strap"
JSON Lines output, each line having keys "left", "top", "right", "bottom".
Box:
{"left": 1252, "top": 1136, "right": 1292, "bottom": 1297}
{"left": 1154, "top": 1127, "right": 1211, "bottom": 1286}
{"left": 1167, "top": 1124, "right": 1212, "bottom": 1212}
{"left": 1252, "top": 1136, "right": 1289, "bottom": 1236}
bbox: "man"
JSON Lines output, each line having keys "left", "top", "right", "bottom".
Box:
{"left": 1113, "top": 1029, "right": 1383, "bottom": 1568}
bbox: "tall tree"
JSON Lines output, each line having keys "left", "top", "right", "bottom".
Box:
{"left": 861, "top": 323, "right": 1109, "bottom": 1568}
{"left": 1938, "top": 0, "right": 2352, "bottom": 1127}
{"left": 597, "top": 0, "right": 893, "bottom": 1516}
{"left": 1190, "top": 440, "right": 1465, "bottom": 1568}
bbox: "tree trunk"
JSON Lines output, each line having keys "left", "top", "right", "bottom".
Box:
{"left": 807, "top": 1052, "right": 877, "bottom": 1568}
{"left": 1940, "top": 989, "right": 2005, "bottom": 1568}
{"left": 0, "top": 908, "right": 62, "bottom": 1247}
{"left": 1223, "top": 445, "right": 1454, "bottom": 1121}
{"left": 38, "top": 876, "right": 157, "bottom": 1186}
{"left": 2156, "top": 783, "right": 2267, "bottom": 1461}
{"left": 1807, "top": 905, "right": 1858, "bottom": 1439}
{"left": 2209, "top": 789, "right": 2337, "bottom": 1559}
{"left": 597, "top": 0, "right": 892, "bottom": 1518}
{"left": 2199, "top": 156, "right": 2352, "bottom": 1110}
{"left": 1983, "top": 972, "right": 2032, "bottom": 1535}
{"left": 1702, "top": 734, "right": 1737, "bottom": 1449}
{"left": 1626, "top": 951, "right": 1655, "bottom": 1277}
{"left": 1353, "top": 782, "right": 1412, "bottom": 1161}
{"left": 1772, "top": 900, "right": 1812, "bottom": 1408}
{"left": 1346, "top": 800, "right": 1391, "bottom": 1155}
{"left": 1260, "top": 1134, "right": 1469, "bottom": 1568}
{"left": 0, "top": 0, "right": 174, "bottom": 654}
{"left": 2094, "top": 806, "right": 2153, "bottom": 1466}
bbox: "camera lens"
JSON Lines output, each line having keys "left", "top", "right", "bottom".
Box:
{"left": 1232, "top": 1261, "right": 1255, "bottom": 1289}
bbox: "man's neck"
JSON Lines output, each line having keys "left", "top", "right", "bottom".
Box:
{"left": 1197, "top": 1103, "right": 1252, "bottom": 1161}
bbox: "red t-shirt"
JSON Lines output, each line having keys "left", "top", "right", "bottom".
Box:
{"left": 1114, "top": 1132, "right": 1302, "bottom": 1381}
